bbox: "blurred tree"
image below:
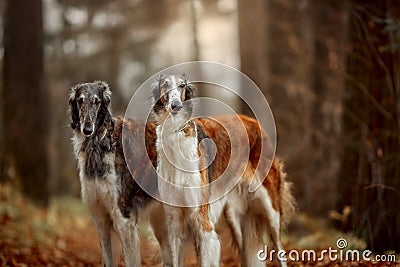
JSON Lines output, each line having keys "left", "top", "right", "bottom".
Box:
{"left": 238, "top": 0, "right": 268, "bottom": 94}
{"left": 238, "top": 0, "right": 347, "bottom": 214}
{"left": 339, "top": 0, "right": 400, "bottom": 252}
{"left": 2, "top": 0, "right": 49, "bottom": 206}
{"left": 308, "top": 0, "right": 347, "bottom": 214}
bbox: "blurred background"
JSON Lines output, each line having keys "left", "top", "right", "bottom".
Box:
{"left": 0, "top": 0, "right": 399, "bottom": 263}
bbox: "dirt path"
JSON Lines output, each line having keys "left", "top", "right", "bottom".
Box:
{"left": 58, "top": 219, "right": 241, "bottom": 266}
{"left": 1, "top": 217, "right": 241, "bottom": 266}
{"left": 2, "top": 213, "right": 399, "bottom": 266}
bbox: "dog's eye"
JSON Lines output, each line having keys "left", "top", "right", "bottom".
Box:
{"left": 77, "top": 98, "right": 84, "bottom": 105}
{"left": 179, "top": 83, "right": 185, "bottom": 88}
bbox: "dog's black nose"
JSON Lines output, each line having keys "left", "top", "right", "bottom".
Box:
{"left": 171, "top": 100, "right": 183, "bottom": 113}
{"left": 83, "top": 124, "right": 94, "bottom": 136}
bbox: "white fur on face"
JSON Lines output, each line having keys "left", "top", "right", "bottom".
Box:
{"left": 155, "top": 75, "right": 191, "bottom": 130}
{"left": 163, "top": 75, "right": 185, "bottom": 113}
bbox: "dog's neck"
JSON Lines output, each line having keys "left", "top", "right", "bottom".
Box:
{"left": 75, "top": 118, "right": 115, "bottom": 180}
{"left": 90, "top": 127, "right": 108, "bottom": 142}
{"left": 157, "top": 112, "right": 192, "bottom": 134}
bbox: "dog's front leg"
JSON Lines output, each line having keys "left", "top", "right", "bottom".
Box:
{"left": 198, "top": 230, "right": 221, "bottom": 267}
{"left": 194, "top": 220, "right": 221, "bottom": 267}
{"left": 164, "top": 206, "right": 183, "bottom": 267}
{"left": 149, "top": 203, "right": 177, "bottom": 266}
{"left": 113, "top": 213, "right": 141, "bottom": 267}
{"left": 92, "top": 213, "right": 114, "bottom": 267}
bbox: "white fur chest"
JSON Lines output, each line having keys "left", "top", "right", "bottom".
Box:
{"left": 72, "top": 134, "right": 119, "bottom": 212}
{"left": 79, "top": 159, "right": 119, "bottom": 211}
{"left": 156, "top": 124, "right": 203, "bottom": 207}
{"left": 156, "top": 125, "right": 201, "bottom": 187}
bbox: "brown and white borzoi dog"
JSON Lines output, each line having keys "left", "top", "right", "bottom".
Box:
{"left": 151, "top": 74, "right": 224, "bottom": 267}
{"left": 195, "top": 116, "right": 294, "bottom": 267}
{"left": 69, "top": 81, "right": 158, "bottom": 267}
{"left": 150, "top": 74, "right": 295, "bottom": 267}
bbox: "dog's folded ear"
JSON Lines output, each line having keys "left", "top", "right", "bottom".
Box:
{"left": 185, "top": 83, "right": 198, "bottom": 100}
{"left": 69, "top": 84, "right": 77, "bottom": 103}
{"left": 180, "top": 73, "right": 188, "bottom": 81}
{"left": 69, "top": 84, "right": 80, "bottom": 130}
{"left": 96, "top": 81, "right": 112, "bottom": 105}
{"left": 94, "top": 81, "right": 114, "bottom": 133}
{"left": 178, "top": 73, "right": 197, "bottom": 99}
{"left": 152, "top": 75, "right": 164, "bottom": 102}
{"left": 157, "top": 74, "right": 166, "bottom": 81}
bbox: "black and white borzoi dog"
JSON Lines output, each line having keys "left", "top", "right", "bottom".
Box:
{"left": 151, "top": 74, "right": 225, "bottom": 267}
{"left": 69, "top": 81, "right": 158, "bottom": 267}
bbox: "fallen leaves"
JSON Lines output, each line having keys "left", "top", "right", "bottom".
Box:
{"left": 1, "top": 183, "right": 398, "bottom": 266}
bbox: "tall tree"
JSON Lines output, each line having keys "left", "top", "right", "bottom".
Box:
{"left": 238, "top": 0, "right": 347, "bottom": 214}
{"left": 3, "top": 0, "right": 49, "bottom": 206}
{"left": 238, "top": 0, "right": 268, "bottom": 92}
{"left": 339, "top": 0, "right": 400, "bottom": 251}
{"left": 309, "top": 0, "right": 348, "bottom": 213}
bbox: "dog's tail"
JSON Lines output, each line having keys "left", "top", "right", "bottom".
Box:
{"left": 243, "top": 114, "right": 296, "bottom": 228}
{"left": 274, "top": 157, "right": 296, "bottom": 229}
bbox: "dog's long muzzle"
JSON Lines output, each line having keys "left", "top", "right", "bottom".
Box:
{"left": 82, "top": 121, "right": 94, "bottom": 136}
{"left": 170, "top": 99, "right": 183, "bottom": 114}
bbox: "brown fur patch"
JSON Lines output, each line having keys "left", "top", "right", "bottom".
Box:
{"left": 160, "top": 92, "right": 167, "bottom": 106}
{"left": 199, "top": 204, "right": 213, "bottom": 232}
{"left": 194, "top": 115, "right": 281, "bottom": 213}
{"left": 198, "top": 131, "right": 213, "bottom": 232}
{"left": 181, "top": 121, "right": 196, "bottom": 137}
{"left": 194, "top": 115, "right": 274, "bottom": 183}
{"left": 193, "top": 117, "right": 231, "bottom": 183}
{"left": 181, "top": 86, "right": 186, "bottom": 102}
{"left": 262, "top": 159, "right": 281, "bottom": 212}
{"left": 113, "top": 116, "right": 158, "bottom": 218}
{"left": 152, "top": 114, "right": 284, "bottom": 216}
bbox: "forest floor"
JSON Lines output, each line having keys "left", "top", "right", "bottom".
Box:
{"left": 0, "top": 183, "right": 398, "bottom": 267}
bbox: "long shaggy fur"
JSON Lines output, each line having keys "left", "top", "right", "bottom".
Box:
{"left": 70, "top": 81, "right": 114, "bottom": 179}
{"left": 149, "top": 74, "right": 296, "bottom": 267}
{"left": 275, "top": 157, "right": 296, "bottom": 229}
{"left": 195, "top": 115, "right": 296, "bottom": 266}
{"left": 69, "top": 81, "right": 157, "bottom": 267}
{"left": 69, "top": 78, "right": 296, "bottom": 267}
{"left": 151, "top": 74, "right": 223, "bottom": 267}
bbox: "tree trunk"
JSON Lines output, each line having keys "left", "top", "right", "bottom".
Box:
{"left": 237, "top": 0, "right": 269, "bottom": 117}
{"left": 309, "top": 0, "right": 347, "bottom": 213}
{"left": 339, "top": 0, "right": 400, "bottom": 252}
{"left": 238, "top": 0, "right": 268, "bottom": 92}
{"left": 3, "top": 0, "right": 49, "bottom": 206}
{"left": 238, "top": 0, "right": 347, "bottom": 214}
